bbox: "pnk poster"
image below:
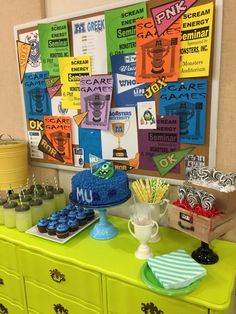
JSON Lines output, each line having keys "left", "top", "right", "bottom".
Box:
{"left": 160, "top": 79, "right": 207, "bottom": 144}
{"left": 101, "top": 107, "right": 138, "bottom": 160}
{"left": 179, "top": 2, "right": 214, "bottom": 78}
{"left": 38, "top": 20, "right": 70, "bottom": 76}
{"left": 138, "top": 115, "right": 180, "bottom": 172}
{"left": 23, "top": 71, "right": 52, "bottom": 120}
{"left": 105, "top": 2, "right": 147, "bottom": 72}
{"left": 44, "top": 116, "right": 73, "bottom": 164}
{"left": 59, "top": 56, "right": 91, "bottom": 109}
{"left": 136, "top": 17, "right": 181, "bottom": 83}
{"left": 80, "top": 75, "right": 113, "bottom": 130}
{"left": 72, "top": 15, "right": 107, "bottom": 75}
{"left": 111, "top": 53, "right": 154, "bottom": 107}
{"left": 19, "top": 30, "right": 42, "bottom": 72}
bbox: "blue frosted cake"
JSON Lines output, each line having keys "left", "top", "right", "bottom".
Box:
{"left": 71, "top": 169, "right": 131, "bottom": 206}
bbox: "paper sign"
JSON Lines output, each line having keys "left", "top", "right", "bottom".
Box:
{"left": 136, "top": 17, "right": 181, "bottom": 83}
{"left": 19, "top": 31, "right": 41, "bottom": 72}
{"left": 151, "top": 0, "right": 197, "bottom": 36}
{"left": 38, "top": 20, "right": 70, "bottom": 76}
{"left": 153, "top": 147, "right": 194, "bottom": 177}
{"left": 80, "top": 75, "right": 113, "bottom": 130}
{"left": 89, "top": 154, "right": 106, "bottom": 167}
{"left": 179, "top": 2, "right": 214, "bottom": 78}
{"left": 38, "top": 134, "right": 65, "bottom": 163}
{"left": 111, "top": 53, "right": 154, "bottom": 107}
{"left": 47, "top": 84, "right": 62, "bottom": 99}
{"left": 105, "top": 2, "right": 147, "bottom": 72}
{"left": 45, "top": 76, "right": 60, "bottom": 88}
{"left": 23, "top": 71, "right": 52, "bottom": 120}
{"left": 79, "top": 128, "right": 102, "bottom": 163}
{"left": 17, "top": 41, "right": 31, "bottom": 82}
{"left": 73, "top": 112, "right": 88, "bottom": 126}
{"left": 29, "top": 119, "right": 44, "bottom": 131}
{"left": 101, "top": 107, "right": 139, "bottom": 161}
{"left": 160, "top": 79, "right": 207, "bottom": 144}
{"left": 72, "top": 15, "right": 107, "bottom": 75}
{"left": 73, "top": 147, "right": 84, "bottom": 167}
{"left": 138, "top": 115, "right": 180, "bottom": 172}
{"left": 59, "top": 56, "right": 91, "bottom": 109}
{"left": 44, "top": 116, "right": 73, "bottom": 164}
{"left": 137, "top": 101, "right": 156, "bottom": 129}
{"left": 28, "top": 130, "right": 44, "bottom": 159}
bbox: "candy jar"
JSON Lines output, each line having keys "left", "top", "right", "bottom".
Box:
{"left": 42, "top": 193, "right": 56, "bottom": 218}
{"left": 15, "top": 204, "right": 32, "bottom": 232}
{"left": 29, "top": 199, "right": 44, "bottom": 225}
{"left": 0, "top": 198, "right": 7, "bottom": 225}
{"left": 3, "top": 201, "right": 17, "bottom": 228}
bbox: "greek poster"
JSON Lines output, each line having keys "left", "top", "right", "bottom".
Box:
{"left": 111, "top": 53, "right": 153, "bottom": 107}
{"left": 44, "top": 116, "right": 73, "bottom": 164}
{"left": 101, "top": 107, "right": 138, "bottom": 160}
{"left": 19, "top": 30, "right": 42, "bottom": 73}
{"left": 136, "top": 17, "right": 181, "bottom": 83}
{"left": 23, "top": 71, "right": 52, "bottom": 120}
{"left": 105, "top": 2, "right": 147, "bottom": 72}
{"left": 179, "top": 2, "right": 214, "bottom": 78}
{"left": 38, "top": 21, "right": 70, "bottom": 76}
{"left": 80, "top": 75, "right": 113, "bottom": 130}
{"left": 160, "top": 79, "right": 207, "bottom": 144}
{"left": 58, "top": 56, "right": 91, "bottom": 109}
{"left": 138, "top": 115, "right": 180, "bottom": 172}
{"left": 137, "top": 101, "right": 156, "bottom": 129}
{"left": 72, "top": 15, "right": 107, "bottom": 75}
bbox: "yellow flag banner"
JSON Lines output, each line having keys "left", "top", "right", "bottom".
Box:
{"left": 17, "top": 40, "right": 31, "bottom": 83}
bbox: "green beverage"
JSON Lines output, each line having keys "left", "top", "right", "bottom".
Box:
{"left": 29, "top": 199, "right": 44, "bottom": 225}
{"left": 42, "top": 193, "right": 56, "bottom": 217}
{"left": 53, "top": 188, "right": 66, "bottom": 211}
{"left": 21, "top": 195, "right": 32, "bottom": 205}
{"left": 9, "top": 193, "right": 19, "bottom": 204}
{"left": 15, "top": 204, "right": 32, "bottom": 232}
{"left": 3, "top": 201, "right": 17, "bottom": 228}
{"left": 0, "top": 199, "right": 7, "bottom": 225}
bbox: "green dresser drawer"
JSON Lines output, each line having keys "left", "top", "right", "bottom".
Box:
{"left": 25, "top": 280, "right": 101, "bottom": 314}
{"left": 0, "top": 240, "right": 18, "bottom": 273}
{"left": 0, "top": 294, "right": 25, "bottom": 314}
{"left": 19, "top": 248, "right": 102, "bottom": 308}
{"left": 0, "top": 267, "right": 24, "bottom": 305}
{"left": 106, "top": 277, "right": 208, "bottom": 314}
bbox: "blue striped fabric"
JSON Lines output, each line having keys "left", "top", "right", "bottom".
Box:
{"left": 148, "top": 250, "right": 207, "bottom": 289}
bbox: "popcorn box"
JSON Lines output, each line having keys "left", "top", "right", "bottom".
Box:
{"left": 167, "top": 204, "right": 234, "bottom": 243}
{"left": 188, "top": 182, "right": 236, "bottom": 214}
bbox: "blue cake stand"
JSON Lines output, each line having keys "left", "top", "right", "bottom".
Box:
{"left": 69, "top": 193, "right": 131, "bottom": 240}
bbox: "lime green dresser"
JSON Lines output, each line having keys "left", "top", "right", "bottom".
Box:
{"left": 0, "top": 216, "right": 235, "bottom": 314}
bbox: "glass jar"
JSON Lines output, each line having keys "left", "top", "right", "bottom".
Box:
{"left": 29, "top": 199, "right": 44, "bottom": 225}
{"left": 42, "top": 193, "right": 56, "bottom": 218}
{"left": 0, "top": 199, "right": 7, "bottom": 224}
{"left": 3, "top": 201, "right": 17, "bottom": 228}
{"left": 53, "top": 188, "right": 66, "bottom": 211}
{"left": 21, "top": 195, "right": 32, "bottom": 205}
{"left": 15, "top": 204, "right": 32, "bottom": 232}
{"left": 9, "top": 193, "right": 19, "bottom": 204}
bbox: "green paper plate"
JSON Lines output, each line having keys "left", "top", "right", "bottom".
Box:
{"left": 140, "top": 262, "right": 201, "bottom": 296}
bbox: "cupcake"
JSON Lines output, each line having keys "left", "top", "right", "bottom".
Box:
{"left": 46, "top": 221, "right": 58, "bottom": 235}
{"left": 37, "top": 218, "right": 49, "bottom": 233}
{"left": 76, "top": 211, "right": 87, "bottom": 226}
{"left": 57, "top": 208, "right": 69, "bottom": 217}
{"left": 68, "top": 218, "right": 79, "bottom": 232}
{"left": 58, "top": 216, "right": 68, "bottom": 224}
{"left": 84, "top": 208, "right": 95, "bottom": 221}
{"left": 49, "top": 213, "right": 59, "bottom": 222}
{"left": 66, "top": 203, "right": 75, "bottom": 211}
{"left": 68, "top": 210, "right": 77, "bottom": 220}
{"left": 56, "top": 223, "right": 70, "bottom": 238}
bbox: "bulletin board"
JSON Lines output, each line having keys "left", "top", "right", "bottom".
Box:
{"left": 14, "top": 0, "right": 223, "bottom": 184}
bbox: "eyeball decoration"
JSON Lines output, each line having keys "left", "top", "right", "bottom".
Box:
{"left": 93, "top": 161, "right": 114, "bottom": 179}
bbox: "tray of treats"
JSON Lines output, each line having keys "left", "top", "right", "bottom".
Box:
{"left": 26, "top": 205, "right": 99, "bottom": 244}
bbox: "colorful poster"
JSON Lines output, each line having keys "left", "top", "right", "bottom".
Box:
{"left": 138, "top": 115, "right": 180, "bottom": 172}
{"left": 28, "top": 130, "right": 44, "bottom": 159}
{"left": 23, "top": 71, "right": 52, "bottom": 120}
{"left": 72, "top": 15, "right": 107, "bottom": 75}
{"left": 137, "top": 101, "right": 156, "bottom": 129}
{"left": 184, "top": 154, "right": 205, "bottom": 179}
{"left": 44, "top": 116, "right": 73, "bottom": 164}
{"left": 38, "top": 134, "right": 65, "bottom": 163}
{"left": 19, "top": 30, "right": 42, "bottom": 72}
{"left": 151, "top": 0, "right": 197, "bottom": 36}
{"left": 160, "top": 79, "right": 207, "bottom": 144}
{"left": 38, "top": 20, "right": 70, "bottom": 76}
{"left": 179, "top": 2, "right": 214, "bottom": 78}
{"left": 59, "top": 56, "right": 91, "bottom": 109}
{"left": 80, "top": 75, "right": 113, "bottom": 130}
{"left": 111, "top": 53, "right": 154, "bottom": 107}
{"left": 136, "top": 17, "right": 181, "bottom": 83}
{"left": 51, "top": 96, "right": 78, "bottom": 145}
{"left": 17, "top": 41, "right": 31, "bottom": 83}
{"left": 105, "top": 2, "right": 147, "bottom": 72}
{"left": 79, "top": 128, "right": 102, "bottom": 163}
{"left": 101, "top": 107, "right": 138, "bottom": 160}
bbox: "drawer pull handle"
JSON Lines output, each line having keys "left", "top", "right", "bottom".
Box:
{"left": 49, "top": 269, "right": 66, "bottom": 283}
{"left": 0, "top": 303, "right": 8, "bottom": 314}
{"left": 53, "top": 303, "right": 69, "bottom": 314}
{"left": 141, "top": 302, "right": 164, "bottom": 313}
{"left": 0, "top": 278, "right": 4, "bottom": 285}
{"left": 178, "top": 221, "right": 194, "bottom": 232}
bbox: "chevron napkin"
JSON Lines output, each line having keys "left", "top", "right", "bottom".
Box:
{"left": 148, "top": 250, "right": 207, "bottom": 290}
